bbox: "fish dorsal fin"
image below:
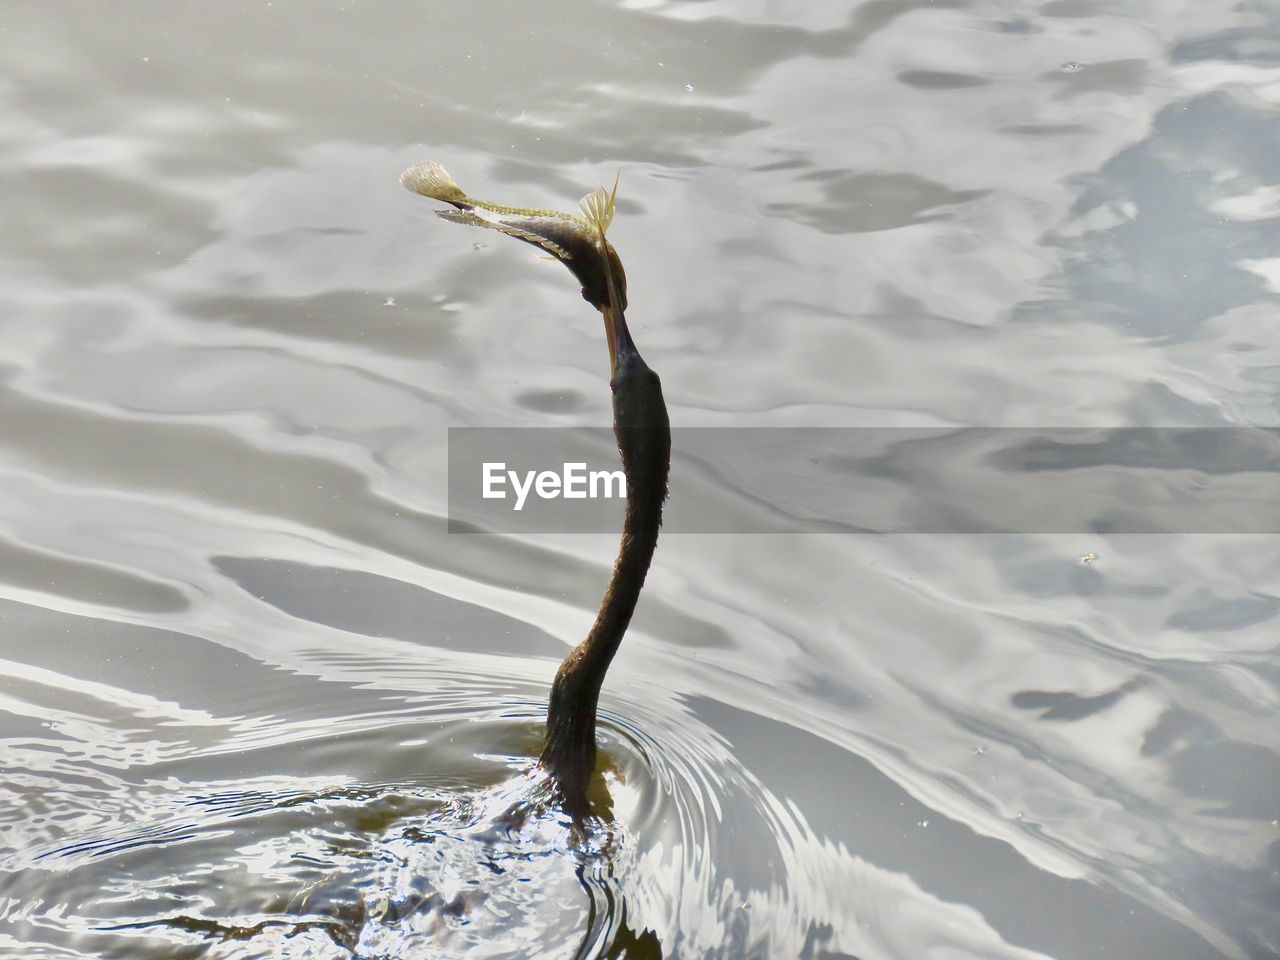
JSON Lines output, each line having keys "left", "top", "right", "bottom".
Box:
{"left": 577, "top": 171, "right": 619, "bottom": 241}
{"left": 578, "top": 173, "right": 626, "bottom": 324}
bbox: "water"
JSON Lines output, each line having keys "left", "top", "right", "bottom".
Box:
{"left": 1, "top": 1, "right": 1278, "bottom": 957}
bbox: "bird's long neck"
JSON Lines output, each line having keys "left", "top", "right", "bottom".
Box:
{"left": 539, "top": 366, "right": 669, "bottom": 814}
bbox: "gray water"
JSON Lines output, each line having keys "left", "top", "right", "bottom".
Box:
{"left": 1, "top": 2, "right": 1278, "bottom": 958}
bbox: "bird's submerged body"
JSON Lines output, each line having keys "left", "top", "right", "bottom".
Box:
{"left": 258, "top": 762, "right": 642, "bottom": 959}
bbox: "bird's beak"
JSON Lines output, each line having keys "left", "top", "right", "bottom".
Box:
{"left": 595, "top": 234, "right": 635, "bottom": 376}
{"left": 601, "top": 301, "right": 638, "bottom": 376}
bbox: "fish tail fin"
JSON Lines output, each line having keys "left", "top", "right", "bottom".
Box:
{"left": 400, "top": 161, "right": 472, "bottom": 209}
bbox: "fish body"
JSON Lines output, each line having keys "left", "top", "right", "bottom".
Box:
{"left": 400, "top": 162, "right": 627, "bottom": 311}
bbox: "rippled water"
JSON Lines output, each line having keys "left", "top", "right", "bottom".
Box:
{"left": 2, "top": 2, "right": 1278, "bottom": 958}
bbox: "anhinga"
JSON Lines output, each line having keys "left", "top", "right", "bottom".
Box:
{"left": 400, "top": 163, "right": 670, "bottom": 816}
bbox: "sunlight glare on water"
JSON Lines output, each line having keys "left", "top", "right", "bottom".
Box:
{"left": 0, "top": 2, "right": 1278, "bottom": 958}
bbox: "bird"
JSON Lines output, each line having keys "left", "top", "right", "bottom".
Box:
{"left": 400, "top": 162, "right": 671, "bottom": 817}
